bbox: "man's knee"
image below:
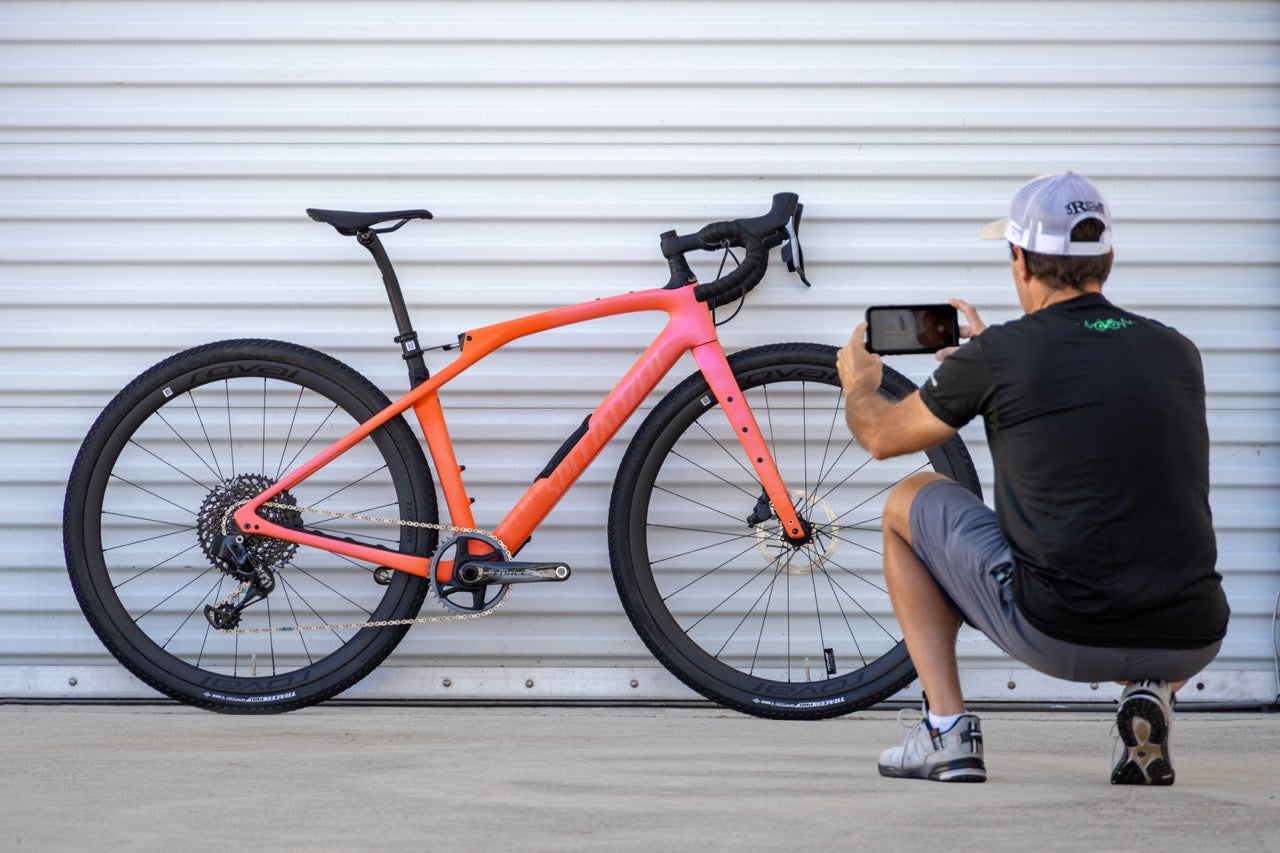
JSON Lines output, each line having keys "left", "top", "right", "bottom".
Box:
{"left": 884, "top": 472, "right": 951, "bottom": 538}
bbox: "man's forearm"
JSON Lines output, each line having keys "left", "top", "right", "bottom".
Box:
{"left": 837, "top": 328, "right": 958, "bottom": 460}
{"left": 845, "top": 388, "right": 957, "bottom": 460}
{"left": 844, "top": 384, "right": 899, "bottom": 460}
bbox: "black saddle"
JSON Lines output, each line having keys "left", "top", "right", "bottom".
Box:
{"left": 306, "top": 208, "right": 433, "bottom": 236}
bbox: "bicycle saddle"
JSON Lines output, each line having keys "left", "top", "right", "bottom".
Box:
{"left": 306, "top": 208, "right": 433, "bottom": 236}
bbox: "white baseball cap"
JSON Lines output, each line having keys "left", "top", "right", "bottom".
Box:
{"left": 981, "top": 172, "right": 1112, "bottom": 256}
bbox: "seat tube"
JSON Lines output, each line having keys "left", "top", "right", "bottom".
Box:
{"left": 411, "top": 392, "right": 477, "bottom": 531}
{"left": 690, "top": 342, "right": 805, "bottom": 542}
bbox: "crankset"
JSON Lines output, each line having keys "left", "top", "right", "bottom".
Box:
{"left": 454, "top": 562, "right": 571, "bottom": 585}
{"left": 430, "top": 531, "right": 571, "bottom": 614}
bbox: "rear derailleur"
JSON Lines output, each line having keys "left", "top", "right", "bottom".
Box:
{"left": 203, "top": 534, "right": 276, "bottom": 631}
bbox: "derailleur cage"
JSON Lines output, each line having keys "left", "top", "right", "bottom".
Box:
{"left": 203, "top": 534, "right": 277, "bottom": 630}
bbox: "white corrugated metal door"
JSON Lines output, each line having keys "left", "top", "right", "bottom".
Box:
{"left": 1, "top": 0, "right": 1276, "bottom": 706}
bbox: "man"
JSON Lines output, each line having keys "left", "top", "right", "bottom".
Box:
{"left": 837, "top": 173, "right": 1229, "bottom": 785}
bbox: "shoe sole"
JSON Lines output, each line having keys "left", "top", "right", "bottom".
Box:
{"left": 878, "top": 757, "right": 987, "bottom": 783}
{"left": 1112, "top": 693, "right": 1174, "bottom": 786}
{"left": 932, "top": 758, "right": 987, "bottom": 783}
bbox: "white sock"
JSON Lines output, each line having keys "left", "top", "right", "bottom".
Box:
{"left": 928, "top": 710, "right": 965, "bottom": 733}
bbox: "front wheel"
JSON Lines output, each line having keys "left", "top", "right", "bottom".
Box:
{"left": 63, "top": 339, "right": 438, "bottom": 713}
{"left": 608, "top": 343, "right": 981, "bottom": 719}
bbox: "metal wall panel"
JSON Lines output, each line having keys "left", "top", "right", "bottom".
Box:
{"left": 1, "top": 0, "right": 1276, "bottom": 705}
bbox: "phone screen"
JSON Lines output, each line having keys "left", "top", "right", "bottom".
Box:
{"left": 865, "top": 304, "right": 959, "bottom": 355}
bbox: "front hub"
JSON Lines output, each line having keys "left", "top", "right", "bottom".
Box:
{"left": 752, "top": 489, "right": 837, "bottom": 574}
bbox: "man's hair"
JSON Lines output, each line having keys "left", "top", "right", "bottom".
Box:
{"left": 1021, "top": 218, "right": 1113, "bottom": 290}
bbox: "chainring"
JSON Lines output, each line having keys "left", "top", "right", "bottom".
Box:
{"left": 430, "top": 531, "right": 512, "bottom": 613}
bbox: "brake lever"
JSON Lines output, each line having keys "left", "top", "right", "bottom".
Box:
{"left": 781, "top": 203, "right": 811, "bottom": 286}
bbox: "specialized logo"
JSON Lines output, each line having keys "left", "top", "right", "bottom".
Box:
{"left": 1083, "top": 317, "right": 1134, "bottom": 332}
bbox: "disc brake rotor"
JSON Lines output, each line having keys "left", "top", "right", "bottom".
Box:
{"left": 754, "top": 489, "right": 838, "bottom": 574}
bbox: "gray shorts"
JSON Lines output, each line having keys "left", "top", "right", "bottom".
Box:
{"left": 908, "top": 479, "right": 1221, "bottom": 683}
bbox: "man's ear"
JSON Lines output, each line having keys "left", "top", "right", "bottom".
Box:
{"left": 1011, "top": 247, "right": 1031, "bottom": 287}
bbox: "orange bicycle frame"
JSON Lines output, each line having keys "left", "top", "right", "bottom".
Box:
{"left": 233, "top": 283, "right": 805, "bottom": 579}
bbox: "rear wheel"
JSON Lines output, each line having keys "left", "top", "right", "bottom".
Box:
{"left": 608, "top": 343, "right": 980, "bottom": 719}
{"left": 63, "top": 339, "right": 438, "bottom": 712}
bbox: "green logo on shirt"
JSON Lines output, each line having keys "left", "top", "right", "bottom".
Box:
{"left": 1083, "top": 317, "right": 1134, "bottom": 332}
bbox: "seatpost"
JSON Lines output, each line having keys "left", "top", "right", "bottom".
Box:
{"left": 356, "top": 230, "right": 430, "bottom": 387}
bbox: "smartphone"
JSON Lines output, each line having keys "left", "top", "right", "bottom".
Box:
{"left": 865, "top": 304, "right": 959, "bottom": 355}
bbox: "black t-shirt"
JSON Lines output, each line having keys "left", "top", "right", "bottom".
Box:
{"left": 920, "top": 293, "right": 1228, "bottom": 648}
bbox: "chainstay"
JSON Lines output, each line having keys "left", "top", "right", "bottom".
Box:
{"left": 210, "top": 588, "right": 511, "bottom": 634}
{"left": 210, "top": 500, "right": 512, "bottom": 634}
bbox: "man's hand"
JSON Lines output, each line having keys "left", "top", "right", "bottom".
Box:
{"left": 837, "top": 322, "right": 882, "bottom": 399}
{"left": 935, "top": 298, "right": 987, "bottom": 361}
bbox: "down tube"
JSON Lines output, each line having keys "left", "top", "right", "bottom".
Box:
{"left": 691, "top": 342, "right": 805, "bottom": 539}
{"left": 490, "top": 319, "right": 704, "bottom": 551}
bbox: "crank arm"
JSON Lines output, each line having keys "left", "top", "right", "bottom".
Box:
{"left": 455, "top": 562, "right": 571, "bottom": 586}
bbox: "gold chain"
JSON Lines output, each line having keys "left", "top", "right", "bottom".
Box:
{"left": 211, "top": 501, "right": 511, "bottom": 634}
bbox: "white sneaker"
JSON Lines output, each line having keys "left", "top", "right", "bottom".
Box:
{"left": 878, "top": 701, "right": 986, "bottom": 782}
{"left": 1111, "top": 680, "right": 1175, "bottom": 785}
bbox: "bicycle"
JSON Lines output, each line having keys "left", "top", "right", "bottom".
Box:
{"left": 62, "top": 193, "right": 981, "bottom": 716}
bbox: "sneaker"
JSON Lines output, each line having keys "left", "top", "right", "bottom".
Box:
{"left": 878, "top": 701, "right": 986, "bottom": 782}
{"left": 1111, "top": 680, "right": 1175, "bottom": 785}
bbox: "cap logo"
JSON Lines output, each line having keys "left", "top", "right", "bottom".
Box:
{"left": 1064, "top": 200, "right": 1105, "bottom": 215}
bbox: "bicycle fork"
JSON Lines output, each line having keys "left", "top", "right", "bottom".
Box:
{"left": 691, "top": 342, "right": 810, "bottom": 545}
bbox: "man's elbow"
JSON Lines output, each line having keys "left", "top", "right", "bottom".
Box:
{"left": 858, "top": 432, "right": 899, "bottom": 461}
{"left": 845, "top": 392, "right": 951, "bottom": 460}
{"left": 859, "top": 426, "right": 949, "bottom": 460}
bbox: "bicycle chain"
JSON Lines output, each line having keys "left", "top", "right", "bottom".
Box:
{"left": 210, "top": 501, "right": 512, "bottom": 634}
